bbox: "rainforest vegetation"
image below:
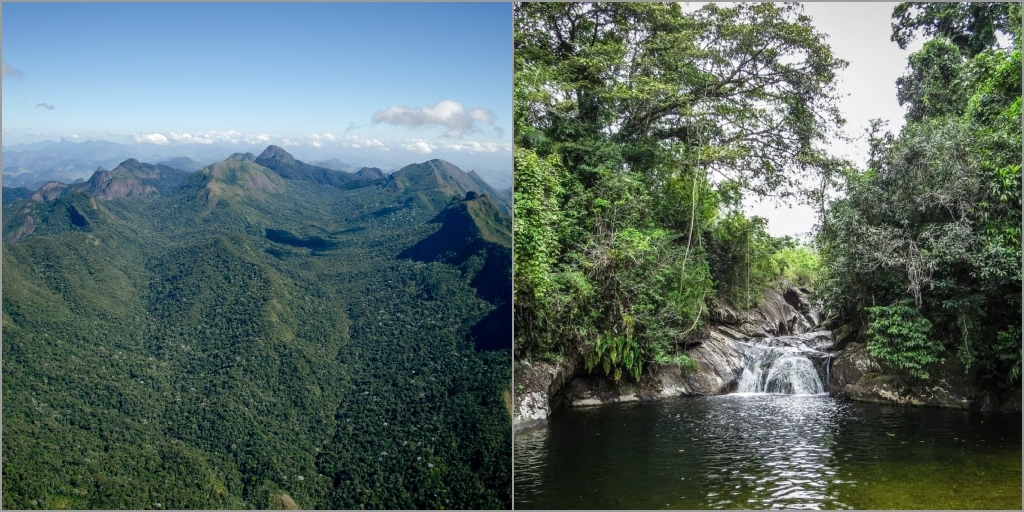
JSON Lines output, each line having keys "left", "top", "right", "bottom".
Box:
{"left": 2, "top": 150, "right": 512, "bottom": 509}
{"left": 512, "top": 2, "right": 1021, "bottom": 391}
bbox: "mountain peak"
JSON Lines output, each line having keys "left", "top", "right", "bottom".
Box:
{"left": 255, "top": 148, "right": 380, "bottom": 191}
{"left": 258, "top": 145, "right": 295, "bottom": 163}
{"left": 228, "top": 152, "right": 257, "bottom": 163}
{"left": 386, "top": 159, "right": 497, "bottom": 208}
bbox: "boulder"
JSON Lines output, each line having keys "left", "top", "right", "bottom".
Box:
{"left": 783, "top": 285, "right": 822, "bottom": 329}
{"left": 559, "top": 327, "right": 748, "bottom": 407}
{"left": 513, "top": 357, "right": 578, "bottom": 430}
{"left": 830, "top": 343, "right": 978, "bottom": 409}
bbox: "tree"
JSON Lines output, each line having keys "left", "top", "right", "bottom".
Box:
{"left": 513, "top": 2, "right": 847, "bottom": 379}
{"left": 821, "top": 2, "right": 1021, "bottom": 387}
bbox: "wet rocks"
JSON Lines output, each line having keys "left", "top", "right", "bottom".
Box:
{"left": 559, "top": 327, "right": 748, "bottom": 408}
{"left": 513, "top": 358, "right": 578, "bottom": 430}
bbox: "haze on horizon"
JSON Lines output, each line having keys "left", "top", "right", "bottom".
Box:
{"left": 1, "top": 3, "right": 513, "bottom": 184}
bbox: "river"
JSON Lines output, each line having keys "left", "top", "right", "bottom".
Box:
{"left": 514, "top": 338, "right": 1022, "bottom": 510}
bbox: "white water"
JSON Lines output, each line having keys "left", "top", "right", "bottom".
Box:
{"left": 736, "top": 338, "right": 827, "bottom": 395}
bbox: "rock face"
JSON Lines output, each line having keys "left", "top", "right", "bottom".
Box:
{"left": 512, "top": 285, "right": 813, "bottom": 429}
{"left": 829, "top": 342, "right": 980, "bottom": 410}
{"left": 559, "top": 328, "right": 748, "bottom": 408}
{"left": 29, "top": 181, "right": 69, "bottom": 202}
{"left": 89, "top": 170, "right": 159, "bottom": 200}
{"left": 513, "top": 358, "right": 578, "bottom": 430}
{"left": 711, "top": 286, "right": 817, "bottom": 338}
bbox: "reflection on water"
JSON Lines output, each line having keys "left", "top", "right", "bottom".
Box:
{"left": 514, "top": 395, "right": 1022, "bottom": 510}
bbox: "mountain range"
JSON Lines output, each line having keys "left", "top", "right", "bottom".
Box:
{"left": 2, "top": 145, "right": 512, "bottom": 509}
{"left": 2, "top": 138, "right": 513, "bottom": 191}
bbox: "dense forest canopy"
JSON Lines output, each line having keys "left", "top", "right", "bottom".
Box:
{"left": 2, "top": 151, "right": 513, "bottom": 509}
{"left": 513, "top": 1, "right": 1021, "bottom": 394}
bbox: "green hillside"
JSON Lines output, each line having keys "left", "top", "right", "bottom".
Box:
{"left": 2, "top": 150, "right": 512, "bottom": 509}
{"left": 255, "top": 146, "right": 381, "bottom": 191}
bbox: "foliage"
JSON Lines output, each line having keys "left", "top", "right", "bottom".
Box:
{"left": 865, "top": 301, "right": 942, "bottom": 379}
{"left": 820, "top": 2, "right": 1021, "bottom": 388}
{"left": 513, "top": 2, "right": 846, "bottom": 378}
{"left": 772, "top": 244, "right": 820, "bottom": 289}
{"left": 892, "top": 2, "right": 1020, "bottom": 57}
{"left": 705, "top": 212, "right": 783, "bottom": 310}
{"left": 2, "top": 154, "right": 512, "bottom": 509}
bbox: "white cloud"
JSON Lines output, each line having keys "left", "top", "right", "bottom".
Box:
{"left": 167, "top": 132, "right": 214, "bottom": 144}
{"left": 469, "top": 108, "right": 495, "bottom": 124}
{"left": 132, "top": 132, "right": 170, "bottom": 145}
{"left": 343, "top": 136, "right": 388, "bottom": 150}
{"left": 245, "top": 133, "right": 270, "bottom": 145}
{"left": 129, "top": 130, "right": 270, "bottom": 146}
{"left": 403, "top": 140, "right": 436, "bottom": 154}
{"left": 323, "top": 133, "right": 336, "bottom": 141}
{"left": 437, "top": 140, "right": 513, "bottom": 154}
{"left": 372, "top": 100, "right": 498, "bottom": 138}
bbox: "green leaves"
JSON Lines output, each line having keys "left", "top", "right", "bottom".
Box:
{"left": 586, "top": 333, "right": 643, "bottom": 383}
{"left": 820, "top": 3, "right": 1021, "bottom": 388}
{"left": 514, "top": 2, "right": 848, "bottom": 382}
{"left": 865, "top": 301, "right": 942, "bottom": 379}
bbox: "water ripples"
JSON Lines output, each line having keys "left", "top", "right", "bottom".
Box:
{"left": 514, "top": 394, "right": 1021, "bottom": 510}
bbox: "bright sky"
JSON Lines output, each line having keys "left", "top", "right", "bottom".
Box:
{"left": 1, "top": 3, "right": 512, "bottom": 173}
{"left": 741, "top": 2, "right": 924, "bottom": 239}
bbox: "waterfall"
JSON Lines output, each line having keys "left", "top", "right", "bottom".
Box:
{"left": 735, "top": 335, "right": 830, "bottom": 395}
{"left": 825, "top": 353, "right": 832, "bottom": 393}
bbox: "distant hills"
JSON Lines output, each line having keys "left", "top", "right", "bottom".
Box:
{"left": 310, "top": 158, "right": 357, "bottom": 172}
{"left": 3, "top": 138, "right": 512, "bottom": 191}
{"left": 156, "top": 156, "right": 204, "bottom": 172}
{"left": 2, "top": 144, "right": 512, "bottom": 509}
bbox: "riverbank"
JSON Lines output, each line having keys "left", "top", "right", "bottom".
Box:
{"left": 513, "top": 283, "right": 1022, "bottom": 431}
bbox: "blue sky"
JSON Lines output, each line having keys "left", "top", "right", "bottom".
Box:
{"left": 2, "top": 2, "right": 512, "bottom": 179}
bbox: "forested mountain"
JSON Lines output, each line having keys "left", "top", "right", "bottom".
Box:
{"left": 2, "top": 186, "right": 33, "bottom": 204}
{"left": 255, "top": 145, "right": 380, "bottom": 190}
{"left": 2, "top": 147, "right": 512, "bottom": 509}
